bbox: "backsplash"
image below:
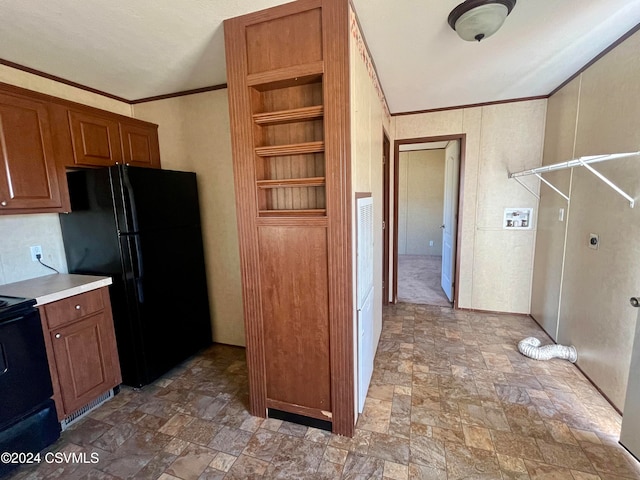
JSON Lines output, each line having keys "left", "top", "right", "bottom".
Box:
{"left": 0, "top": 214, "right": 68, "bottom": 285}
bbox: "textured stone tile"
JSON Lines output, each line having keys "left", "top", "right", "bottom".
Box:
{"left": 175, "top": 418, "right": 220, "bottom": 446}
{"left": 316, "top": 459, "right": 344, "bottom": 479}
{"left": 197, "top": 467, "right": 226, "bottom": 480}
{"left": 324, "top": 446, "right": 349, "bottom": 465}
{"left": 580, "top": 442, "right": 640, "bottom": 478}
{"left": 497, "top": 453, "right": 529, "bottom": 473}
{"left": 410, "top": 435, "right": 446, "bottom": 469}
{"left": 91, "top": 422, "right": 137, "bottom": 453}
{"left": 342, "top": 452, "right": 384, "bottom": 480}
{"left": 132, "top": 451, "right": 177, "bottom": 480}
{"left": 524, "top": 460, "right": 574, "bottom": 479}
{"left": 225, "top": 454, "right": 269, "bottom": 480}
{"left": 535, "top": 439, "right": 595, "bottom": 473}
{"left": 366, "top": 432, "right": 410, "bottom": 464}
{"left": 208, "top": 426, "right": 253, "bottom": 456}
{"left": 490, "top": 431, "right": 545, "bottom": 462}
{"left": 242, "top": 428, "right": 285, "bottom": 462}
{"left": 328, "top": 429, "right": 371, "bottom": 454}
{"left": 462, "top": 425, "right": 494, "bottom": 451}
{"left": 357, "top": 398, "right": 393, "bottom": 433}
{"left": 278, "top": 420, "right": 308, "bottom": 438}
{"left": 408, "top": 462, "right": 447, "bottom": 480}
{"left": 209, "top": 451, "right": 237, "bottom": 472}
{"left": 164, "top": 437, "right": 189, "bottom": 455}
{"left": 384, "top": 460, "right": 409, "bottom": 480}
{"left": 264, "top": 436, "right": 325, "bottom": 479}
{"left": 305, "top": 427, "right": 333, "bottom": 444}
{"left": 165, "top": 443, "right": 216, "bottom": 480}
{"left": 10, "top": 312, "right": 634, "bottom": 480}
{"left": 444, "top": 442, "right": 501, "bottom": 480}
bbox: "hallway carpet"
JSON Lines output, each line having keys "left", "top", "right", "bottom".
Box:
{"left": 7, "top": 304, "right": 640, "bottom": 479}
{"left": 398, "top": 255, "right": 451, "bottom": 307}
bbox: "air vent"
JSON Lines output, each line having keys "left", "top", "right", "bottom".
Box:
{"left": 60, "top": 389, "right": 114, "bottom": 431}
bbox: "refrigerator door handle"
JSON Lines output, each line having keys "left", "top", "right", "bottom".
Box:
{"left": 122, "top": 167, "right": 141, "bottom": 233}
{"left": 130, "top": 234, "right": 145, "bottom": 304}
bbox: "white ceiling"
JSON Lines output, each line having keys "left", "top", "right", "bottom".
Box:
{"left": 0, "top": 0, "right": 639, "bottom": 113}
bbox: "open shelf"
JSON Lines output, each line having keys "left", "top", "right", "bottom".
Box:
{"left": 258, "top": 208, "right": 326, "bottom": 217}
{"left": 247, "top": 62, "right": 324, "bottom": 90}
{"left": 255, "top": 141, "right": 324, "bottom": 157}
{"left": 257, "top": 177, "right": 325, "bottom": 189}
{"left": 253, "top": 105, "right": 324, "bottom": 126}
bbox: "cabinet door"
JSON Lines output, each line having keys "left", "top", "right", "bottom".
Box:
{"left": 68, "top": 110, "right": 123, "bottom": 166}
{"left": 120, "top": 120, "right": 161, "bottom": 168}
{"left": 50, "top": 311, "right": 120, "bottom": 415}
{"left": 0, "top": 93, "right": 62, "bottom": 210}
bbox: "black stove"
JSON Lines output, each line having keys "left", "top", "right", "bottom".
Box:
{"left": 0, "top": 295, "right": 36, "bottom": 319}
{"left": 0, "top": 294, "right": 60, "bottom": 477}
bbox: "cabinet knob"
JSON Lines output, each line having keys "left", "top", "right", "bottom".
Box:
{"left": 75, "top": 305, "right": 81, "bottom": 310}
{"left": 55, "top": 333, "right": 61, "bottom": 339}
{"left": 0, "top": 201, "right": 6, "bottom": 206}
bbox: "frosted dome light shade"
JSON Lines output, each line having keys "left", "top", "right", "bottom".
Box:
{"left": 448, "top": 0, "right": 516, "bottom": 42}
{"left": 455, "top": 4, "right": 508, "bottom": 41}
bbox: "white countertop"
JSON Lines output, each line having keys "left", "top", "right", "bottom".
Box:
{"left": 0, "top": 274, "right": 112, "bottom": 306}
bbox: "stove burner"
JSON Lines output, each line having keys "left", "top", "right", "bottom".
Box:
{"left": 0, "top": 300, "right": 8, "bottom": 308}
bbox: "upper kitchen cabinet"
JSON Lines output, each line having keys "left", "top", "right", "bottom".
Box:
{"left": 119, "top": 118, "right": 161, "bottom": 168}
{"left": 68, "top": 109, "right": 123, "bottom": 167}
{"left": 67, "top": 109, "right": 160, "bottom": 169}
{"left": 0, "top": 90, "right": 64, "bottom": 213}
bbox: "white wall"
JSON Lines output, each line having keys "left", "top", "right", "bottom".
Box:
{"left": 349, "top": 5, "right": 391, "bottom": 359}
{"left": 133, "top": 90, "right": 245, "bottom": 347}
{"left": 393, "top": 100, "right": 547, "bottom": 313}
{"left": 531, "top": 30, "right": 640, "bottom": 410}
{"left": 398, "top": 149, "right": 445, "bottom": 255}
{"left": 0, "top": 65, "right": 132, "bottom": 285}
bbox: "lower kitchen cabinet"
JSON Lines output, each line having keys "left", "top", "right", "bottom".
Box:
{"left": 39, "top": 287, "right": 121, "bottom": 420}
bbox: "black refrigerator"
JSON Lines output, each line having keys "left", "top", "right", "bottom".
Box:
{"left": 60, "top": 165, "right": 212, "bottom": 387}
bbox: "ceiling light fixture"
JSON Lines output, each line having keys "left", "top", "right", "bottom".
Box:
{"left": 448, "top": 0, "right": 516, "bottom": 42}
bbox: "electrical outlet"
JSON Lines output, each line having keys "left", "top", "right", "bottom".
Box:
{"left": 429, "top": 240, "right": 434, "bottom": 247}
{"left": 588, "top": 233, "right": 599, "bottom": 250}
{"left": 30, "top": 245, "right": 42, "bottom": 261}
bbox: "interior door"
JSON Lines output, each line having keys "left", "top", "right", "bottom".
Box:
{"left": 620, "top": 297, "right": 640, "bottom": 460}
{"left": 441, "top": 141, "right": 459, "bottom": 302}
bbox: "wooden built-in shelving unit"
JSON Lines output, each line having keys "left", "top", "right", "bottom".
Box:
{"left": 225, "top": 0, "right": 353, "bottom": 436}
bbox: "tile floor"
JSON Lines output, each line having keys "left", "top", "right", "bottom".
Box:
{"left": 7, "top": 303, "right": 640, "bottom": 479}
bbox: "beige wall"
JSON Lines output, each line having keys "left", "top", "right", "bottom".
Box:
{"left": 531, "top": 31, "right": 640, "bottom": 410}
{"left": 393, "top": 100, "right": 547, "bottom": 313}
{"left": 350, "top": 15, "right": 386, "bottom": 355}
{"left": 133, "top": 90, "right": 245, "bottom": 347}
{"left": 398, "top": 149, "right": 445, "bottom": 255}
{"left": 0, "top": 65, "right": 132, "bottom": 286}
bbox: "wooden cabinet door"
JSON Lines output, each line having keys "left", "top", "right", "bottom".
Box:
{"left": 120, "top": 120, "right": 161, "bottom": 168}
{"left": 68, "top": 110, "right": 123, "bottom": 166}
{"left": 0, "top": 93, "right": 62, "bottom": 211}
{"left": 50, "top": 311, "right": 120, "bottom": 415}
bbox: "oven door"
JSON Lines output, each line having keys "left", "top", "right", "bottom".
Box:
{"left": 0, "top": 308, "right": 54, "bottom": 428}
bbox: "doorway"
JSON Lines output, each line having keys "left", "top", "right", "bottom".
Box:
{"left": 392, "top": 135, "right": 465, "bottom": 308}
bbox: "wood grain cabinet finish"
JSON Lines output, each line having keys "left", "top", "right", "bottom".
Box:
{"left": 225, "top": 0, "right": 353, "bottom": 435}
{"left": 68, "top": 110, "right": 123, "bottom": 167}
{"left": 0, "top": 91, "right": 63, "bottom": 213}
{"left": 39, "top": 287, "right": 122, "bottom": 420}
{"left": 119, "top": 119, "right": 161, "bottom": 168}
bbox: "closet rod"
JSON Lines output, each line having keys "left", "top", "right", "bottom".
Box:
{"left": 509, "top": 151, "right": 639, "bottom": 208}
{"left": 509, "top": 151, "right": 639, "bottom": 178}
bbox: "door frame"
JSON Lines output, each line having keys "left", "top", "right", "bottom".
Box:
{"left": 392, "top": 134, "right": 466, "bottom": 308}
{"left": 382, "top": 130, "right": 391, "bottom": 306}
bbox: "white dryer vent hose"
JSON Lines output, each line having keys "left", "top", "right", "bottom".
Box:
{"left": 518, "top": 337, "right": 577, "bottom": 363}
